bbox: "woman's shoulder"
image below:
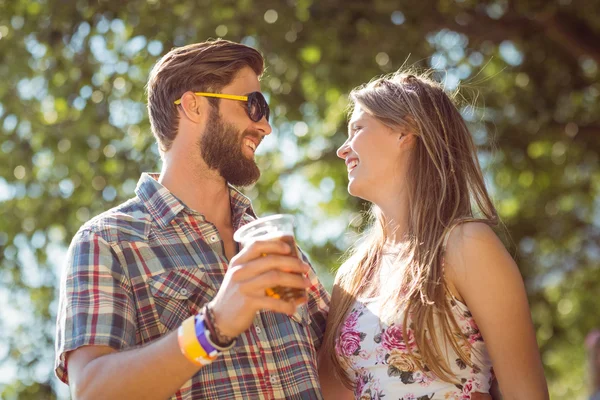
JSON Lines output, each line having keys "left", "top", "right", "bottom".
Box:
{"left": 443, "top": 221, "right": 512, "bottom": 300}
{"left": 444, "top": 221, "right": 502, "bottom": 260}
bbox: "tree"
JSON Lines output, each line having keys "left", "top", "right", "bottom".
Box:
{"left": 1, "top": 0, "right": 598, "bottom": 398}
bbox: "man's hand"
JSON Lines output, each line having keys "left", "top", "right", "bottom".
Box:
{"left": 209, "top": 239, "right": 311, "bottom": 338}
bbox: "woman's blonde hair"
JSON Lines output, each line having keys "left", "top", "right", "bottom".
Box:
{"left": 322, "top": 69, "right": 499, "bottom": 387}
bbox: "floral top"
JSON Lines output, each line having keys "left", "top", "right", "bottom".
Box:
{"left": 335, "top": 295, "right": 493, "bottom": 400}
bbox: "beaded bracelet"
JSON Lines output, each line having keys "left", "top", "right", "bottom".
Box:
{"left": 203, "top": 304, "right": 236, "bottom": 350}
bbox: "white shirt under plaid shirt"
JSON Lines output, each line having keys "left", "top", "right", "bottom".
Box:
{"left": 55, "top": 173, "right": 330, "bottom": 399}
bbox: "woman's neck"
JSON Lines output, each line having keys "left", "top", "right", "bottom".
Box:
{"left": 376, "top": 186, "right": 411, "bottom": 245}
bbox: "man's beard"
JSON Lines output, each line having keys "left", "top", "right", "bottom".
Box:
{"left": 199, "top": 107, "right": 261, "bottom": 187}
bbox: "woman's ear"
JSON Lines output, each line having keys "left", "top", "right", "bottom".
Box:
{"left": 398, "top": 131, "right": 417, "bottom": 150}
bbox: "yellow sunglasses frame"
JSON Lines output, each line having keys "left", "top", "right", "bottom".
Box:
{"left": 173, "top": 92, "right": 248, "bottom": 105}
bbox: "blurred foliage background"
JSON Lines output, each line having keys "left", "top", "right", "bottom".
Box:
{"left": 0, "top": 0, "right": 599, "bottom": 398}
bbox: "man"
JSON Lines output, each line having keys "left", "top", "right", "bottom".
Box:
{"left": 55, "top": 39, "right": 330, "bottom": 399}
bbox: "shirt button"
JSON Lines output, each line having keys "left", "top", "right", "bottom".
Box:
{"left": 210, "top": 235, "right": 218, "bottom": 242}
{"left": 255, "top": 326, "right": 262, "bottom": 334}
{"left": 180, "top": 288, "right": 189, "bottom": 296}
{"left": 269, "top": 375, "right": 278, "bottom": 384}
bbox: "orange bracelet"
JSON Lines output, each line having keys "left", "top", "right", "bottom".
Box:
{"left": 177, "top": 316, "right": 216, "bottom": 366}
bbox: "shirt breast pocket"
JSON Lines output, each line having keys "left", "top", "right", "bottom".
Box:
{"left": 148, "top": 268, "right": 216, "bottom": 332}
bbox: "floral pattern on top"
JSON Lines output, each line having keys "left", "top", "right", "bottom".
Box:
{"left": 335, "top": 298, "right": 493, "bottom": 399}
{"left": 336, "top": 303, "right": 368, "bottom": 359}
{"left": 355, "top": 368, "right": 386, "bottom": 400}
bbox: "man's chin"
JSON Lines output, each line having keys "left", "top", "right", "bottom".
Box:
{"left": 222, "top": 165, "right": 260, "bottom": 187}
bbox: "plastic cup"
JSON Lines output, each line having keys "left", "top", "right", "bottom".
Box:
{"left": 233, "top": 214, "right": 305, "bottom": 301}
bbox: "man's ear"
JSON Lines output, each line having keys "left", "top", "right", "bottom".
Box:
{"left": 178, "top": 92, "right": 204, "bottom": 123}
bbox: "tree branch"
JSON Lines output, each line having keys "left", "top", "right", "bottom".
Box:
{"left": 426, "top": 7, "right": 600, "bottom": 66}
{"left": 533, "top": 9, "right": 600, "bottom": 65}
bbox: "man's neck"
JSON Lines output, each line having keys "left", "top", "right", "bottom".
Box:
{"left": 158, "top": 160, "right": 233, "bottom": 228}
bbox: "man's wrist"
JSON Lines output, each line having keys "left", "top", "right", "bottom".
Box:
{"left": 203, "top": 304, "right": 236, "bottom": 349}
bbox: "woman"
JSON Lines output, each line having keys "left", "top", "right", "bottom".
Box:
{"left": 319, "top": 71, "right": 548, "bottom": 399}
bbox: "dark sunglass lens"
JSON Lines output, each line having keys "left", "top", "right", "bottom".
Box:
{"left": 260, "top": 96, "right": 269, "bottom": 121}
{"left": 249, "top": 97, "right": 261, "bottom": 122}
{"left": 248, "top": 92, "right": 269, "bottom": 122}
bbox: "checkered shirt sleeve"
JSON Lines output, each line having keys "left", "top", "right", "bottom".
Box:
{"left": 55, "top": 228, "right": 137, "bottom": 384}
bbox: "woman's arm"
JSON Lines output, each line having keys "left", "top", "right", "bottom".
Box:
{"left": 444, "top": 222, "right": 548, "bottom": 400}
{"left": 318, "top": 350, "right": 354, "bottom": 400}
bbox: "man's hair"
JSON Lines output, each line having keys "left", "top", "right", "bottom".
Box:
{"left": 146, "top": 39, "right": 264, "bottom": 152}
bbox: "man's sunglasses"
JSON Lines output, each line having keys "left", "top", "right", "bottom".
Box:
{"left": 174, "top": 91, "right": 270, "bottom": 122}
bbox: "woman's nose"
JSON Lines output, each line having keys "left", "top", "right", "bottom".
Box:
{"left": 337, "top": 140, "right": 349, "bottom": 159}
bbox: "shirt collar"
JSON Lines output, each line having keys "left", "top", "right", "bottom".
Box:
{"left": 135, "top": 173, "right": 256, "bottom": 230}
{"left": 228, "top": 184, "right": 256, "bottom": 230}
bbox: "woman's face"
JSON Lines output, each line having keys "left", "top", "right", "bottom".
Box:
{"left": 336, "top": 105, "right": 406, "bottom": 203}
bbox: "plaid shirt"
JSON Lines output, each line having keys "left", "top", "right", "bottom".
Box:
{"left": 55, "top": 173, "right": 330, "bottom": 399}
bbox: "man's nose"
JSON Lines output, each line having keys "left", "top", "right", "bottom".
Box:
{"left": 255, "top": 116, "right": 272, "bottom": 136}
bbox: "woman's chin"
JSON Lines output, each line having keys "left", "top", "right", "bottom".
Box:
{"left": 348, "top": 181, "right": 377, "bottom": 204}
{"left": 347, "top": 181, "right": 362, "bottom": 198}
